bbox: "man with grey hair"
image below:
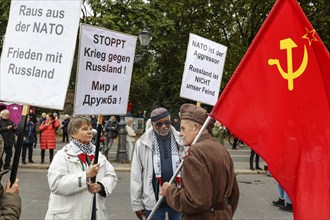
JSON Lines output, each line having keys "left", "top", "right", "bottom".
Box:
{"left": 160, "top": 103, "right": 239, "bottom": 220}
{"left": 0, "top": 109, "right": 17, "bottom": 171}
{"left": 131, "top": 107, "right": 184, "bottom": 220}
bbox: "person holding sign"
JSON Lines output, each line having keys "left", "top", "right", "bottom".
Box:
{"left": 131, "top": 107, "right": 184, "bottom": 220}
{"left": 0, "top": 175, "right": 21, "bottom": 219}
{"left": 45, "top": 117, "right": 117, "bottom": 219}
{"left": 160, "top": 104, "right": 239, "bottom": 220}
{"left": 39, "top": 113, "right": 60, "bottom": 164}
{"left": 0, "top": 144, "right": 21, "bottom": 219}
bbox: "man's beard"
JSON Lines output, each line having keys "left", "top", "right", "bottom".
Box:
{"left": 154, "top": 127, "right": 170, "bottom": 137}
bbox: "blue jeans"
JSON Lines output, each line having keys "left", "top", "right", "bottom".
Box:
{"left": 145, "top": 203, "right": 182, "bottom": 220}
{"left": 276, "top": 182, "right": 292, "bottom": 204}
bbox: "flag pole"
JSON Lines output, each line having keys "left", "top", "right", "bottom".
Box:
{"left": 91, "top": 115, "right": 103, "bottom": 219}
{"left": 91, "top": 115, "right": 103, "bottom": 183}
{"left": 147, "top": 116, "right": 213, "bottom": 220}
{"left": 10, "top": 104, "right": 29, "bottom": 186}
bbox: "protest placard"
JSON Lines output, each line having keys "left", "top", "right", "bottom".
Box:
{"left": 180, "top": 33, "right": 227, "bottom": 106}
{"left": 0, "top": 0, "right": 82, "bottom": 110}
{"left": 74, "top": 24, "right": 137, "bottom": 115}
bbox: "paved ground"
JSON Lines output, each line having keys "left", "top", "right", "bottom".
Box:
{"left": 16, "top": 134, "right": 267, "bottom": 174}
{"left": 0, "top": 134, "right": 294, "bottom": 220}
{"left": 9, "top": 170, "right": 292, "bottom": 220}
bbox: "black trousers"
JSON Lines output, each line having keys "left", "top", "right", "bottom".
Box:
{"left": 22, "top": 143, "right": 34, "bottom": 162}
{"left": 41, "top": 149, "right": 54, "bottom": 162}
{"left": 0, "top": 141, "right": 14, "bottom": 169}
{"left": 250, "top": 150, "right": 260, "bottom": 168}
{"left": 62, "top": 132, "right": 69, "bottom": 142}
{"left": 232, "top": 138, "right": 238, "bottom": 149}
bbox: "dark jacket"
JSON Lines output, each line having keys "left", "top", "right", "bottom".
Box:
{"left": 0, "top": 118, "right": 16, "bottom": 142}
{"left": 166, "top": 133, "right": 239, "bottom": 220}
{"left": 61, "top": 119, "right": 70, "bottom": 134}
{"left": 28, "top": 113, "right": 37, "bottom": 124}
{"left": 105, "top": 120, "right": 118, "bottom": 139}
{"left": 22, "top": 121, "right": 37, "bottom": 144}
{"left": 38, "top": 117, "right": 46, "bottom": 126}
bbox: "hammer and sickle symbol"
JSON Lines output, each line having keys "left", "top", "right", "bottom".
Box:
{"left": 268, "top": 38, "right": 308, "bottom": 91}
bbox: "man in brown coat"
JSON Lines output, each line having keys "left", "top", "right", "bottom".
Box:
{"left": 161, "top": 103, "right": 239, "bottom": 220}
{"left": 0, "top": 140, "right": 21, "bottom": 220}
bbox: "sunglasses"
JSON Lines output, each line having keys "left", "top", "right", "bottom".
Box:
{"left": 155, "top": 121, "right": 171, "bottom": 128}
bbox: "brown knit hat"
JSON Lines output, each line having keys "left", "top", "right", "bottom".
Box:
{"left": 180, "top": 103, "right": 214, "bottom": 131}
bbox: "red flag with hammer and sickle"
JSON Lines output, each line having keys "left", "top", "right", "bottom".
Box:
{"left": 210, "top": 0, "right": 330, "bottom": 219}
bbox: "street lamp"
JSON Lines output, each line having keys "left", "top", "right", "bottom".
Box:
{"left": 116, "top": 25, "right": 152, "bottom": 163}
{"left": 138, "top": 24, "right": 152, "bottom": 50}
{"left": 116, "top": 115, "right": 128, "bottom": 163}
{"left": 134, "top": 24, "right": 152, "bottom": 63}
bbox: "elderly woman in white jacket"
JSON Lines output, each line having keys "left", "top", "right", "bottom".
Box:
{"left": 45, "top": 117, "right": 117, "bottom": 220}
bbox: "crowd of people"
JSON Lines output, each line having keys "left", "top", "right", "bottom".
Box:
{"left": 0, "top": 104, "right": 293, "bottom": 219}
{"left": 0, "top": 110, "right": 63, "bottom": 169}
{"left": 0, "top": 110, "right": 144, "bottom": 169}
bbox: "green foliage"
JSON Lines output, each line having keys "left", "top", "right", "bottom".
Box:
{"left": 0, "top": 0, "right": 10, "bottom": 54}
{"left": 299, "top": 0, "right": 330, "bottom": 50}
{"left": 0, "top": 0, "right": 329, "bottom": 116}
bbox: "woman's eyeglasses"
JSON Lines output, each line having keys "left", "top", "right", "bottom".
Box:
{"left": 155, "top": 121, "right": 171, "bottom": 128}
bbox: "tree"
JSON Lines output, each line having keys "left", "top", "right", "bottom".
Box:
{"left": 81, "top": 0, "right": 176, "bottom": 115}
{"left": 144, "top": 0, "right": 274, "bottom": 113}
{"left": 0, "top": 0, "right": 328, "bottom": 116}
{"left": 0, "top": 0, "right": 11, "bottom": 54}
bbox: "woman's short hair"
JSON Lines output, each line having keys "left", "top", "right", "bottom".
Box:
{"left": 68, "top": 117, "right": 91, "bottom": 138}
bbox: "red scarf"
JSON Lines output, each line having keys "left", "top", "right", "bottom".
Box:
{"left": 77, "top": 153, "right": 94, "bottom": 165}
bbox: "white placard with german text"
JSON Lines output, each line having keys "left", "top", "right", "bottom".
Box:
{"left": 0, "top": 0, "right": 82, "bottom": 109}
{"left": 180, "top": 33, "right": 227, "bottom": 106}
{"left": 74, "top": 24, "right": 137, "bottom": 115}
